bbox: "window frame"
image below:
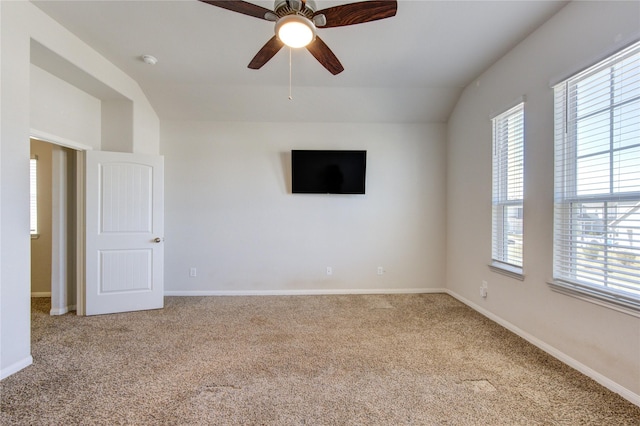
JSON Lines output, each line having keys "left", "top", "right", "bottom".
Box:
{"left": 491, "top": 102, "right": 525, "bottom": 279}
{"left": 551, "top": 40, "right": 640, "bottom": 316}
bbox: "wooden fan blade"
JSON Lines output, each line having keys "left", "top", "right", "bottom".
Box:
{"left": 306, "top": 36, "right": 344, "bottom": 75}
{"left": 315, "top": 0, "right": 397, "bottom": 28}
{"left": 198, "top": 0, "right": 272, "bottom": 20}
{"left": 248, "top": 36, "right": 285, "bottom": 69}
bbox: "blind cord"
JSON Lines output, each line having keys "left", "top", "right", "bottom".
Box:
{"left": 289, "top": 47, "right": 293, "bottom": 101}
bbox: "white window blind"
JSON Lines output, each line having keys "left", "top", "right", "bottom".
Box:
{"left": 30, "top": 156, "right": 38, "bottom": 235}
{"left": 553, "top": 40, "right": 640, "bottom": 312}
{"left": 492, "top": 103, "right": 524, "bottom": 271}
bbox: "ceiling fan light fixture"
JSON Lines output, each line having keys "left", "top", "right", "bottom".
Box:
{"left": 275, "top": 15, "right": 316, "bottom": 48}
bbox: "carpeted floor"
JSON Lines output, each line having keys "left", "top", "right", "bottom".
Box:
{"left": 1, "top": 294, "right": 639, "bottom": 425}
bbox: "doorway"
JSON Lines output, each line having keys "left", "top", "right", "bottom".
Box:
{"left": 30, "top": 138, "right": 78, "bottom": 315}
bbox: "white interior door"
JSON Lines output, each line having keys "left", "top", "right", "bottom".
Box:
{"left": 85, "top": 150, "right": 164, "bottom": 315}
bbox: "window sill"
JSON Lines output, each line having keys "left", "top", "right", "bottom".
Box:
{"left": 548, "top": 279, "right": 640, "bottom": 318}
{"left": 489, "top": 262, "right": 524, "bottom": 281}
{"left": 31, "top": 234, "right": 40, "bottom": 240}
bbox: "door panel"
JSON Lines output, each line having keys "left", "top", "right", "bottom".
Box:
{"left": 85, "top": 151, "right": 164, "bottom": 316}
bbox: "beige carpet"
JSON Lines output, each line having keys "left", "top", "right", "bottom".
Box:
{"left": 1, "top": 294, "right": 638, "bottom": 425}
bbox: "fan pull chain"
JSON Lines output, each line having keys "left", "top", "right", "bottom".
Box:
{"left": 288, "top": 47, "right": 293, "bottom": 100}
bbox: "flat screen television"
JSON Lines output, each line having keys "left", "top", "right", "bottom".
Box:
{"left": 292, "top": 150, "right": 367, "bottom": 194}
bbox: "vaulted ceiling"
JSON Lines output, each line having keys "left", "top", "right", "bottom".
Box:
{"left": 33, "top": 0, "right": 568, "bottom": 123}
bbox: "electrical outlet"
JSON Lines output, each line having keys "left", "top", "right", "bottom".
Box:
{"left": 326, "top": 266, "right": 333, "bottom": 276}
{"left": 190, "top": 267, "right": 197, "bottom": 277}
{"left": 480, "top": 280, "right": 488, "bottom": 298}
{"left": 377, "top": 266, "right": 384, "bottom": 275}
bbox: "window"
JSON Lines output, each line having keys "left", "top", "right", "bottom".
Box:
{"left": 552, "top": 41, "right": 640, "bottom": 313}
{"left": 30, "top": 155, "right": 38, "bottom": 237}
{"left": 492, "top": 102, "right": 525, "bottom": 277}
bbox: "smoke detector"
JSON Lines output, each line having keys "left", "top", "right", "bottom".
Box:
{"left": 141, "top": 54, "right": 158, "bottom": 65}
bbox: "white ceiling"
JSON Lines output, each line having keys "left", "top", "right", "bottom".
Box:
{"left": 32, "top": 0, "right": 568, "bottom": 123}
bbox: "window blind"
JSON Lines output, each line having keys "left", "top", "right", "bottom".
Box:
{"left": 553, "top": 40, "right": 640, "bottom": 309}
{"left": 492, "top": 103, "right": 524, "bottom": 269}
{"left": 30, "top": 156, "right": 38, "bottom": 235}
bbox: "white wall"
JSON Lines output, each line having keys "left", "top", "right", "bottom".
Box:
{"left": 27, "top": 16, "right": 160, "bottom": 155}
{"left": 1, "top": 0, "right": 34, "bottom": 380}
{"left": 30, "top": 65, "right": 101, "bottom": 149}
{"left": 161, "top": 121, "right": 446, "bottom": 295}
{"left": 0, "top": 0, "right": 160, "bottom": 379}
{"left": 101, "top": 100, "right": 133, "bottom": 153}
{"left": 446, "top": 1, "right": 640, "bottom": 401}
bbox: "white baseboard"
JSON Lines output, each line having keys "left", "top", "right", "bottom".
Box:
{"left": 165, "top": 288, "right": 447, "bottom": 297}
{"left": 31, "top": 292, "right": 51, "bottom": 298}
{"left": 446, "top": 289, "right": 640, "bottom": 407}
{"left": 50, "top": 305, "right": 76, "bottom": 316}
{"left": 1, "top": 356, "right": 33, "bottom": 380}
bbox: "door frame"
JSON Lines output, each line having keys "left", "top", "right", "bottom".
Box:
{"left": 30, "top": 129, "right": 91, "bottom": 315}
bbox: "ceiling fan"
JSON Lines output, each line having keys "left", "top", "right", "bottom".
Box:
{"left": 198, "top": 0, "right": 397, "bottom": 75}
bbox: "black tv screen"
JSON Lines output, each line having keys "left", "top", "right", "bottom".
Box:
{"left": 292, "top": 150, "right": 367, "bottom": 194}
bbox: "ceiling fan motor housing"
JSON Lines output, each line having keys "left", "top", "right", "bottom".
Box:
{"left": 274, "top": 0, "right": 317, "bottom": 18}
